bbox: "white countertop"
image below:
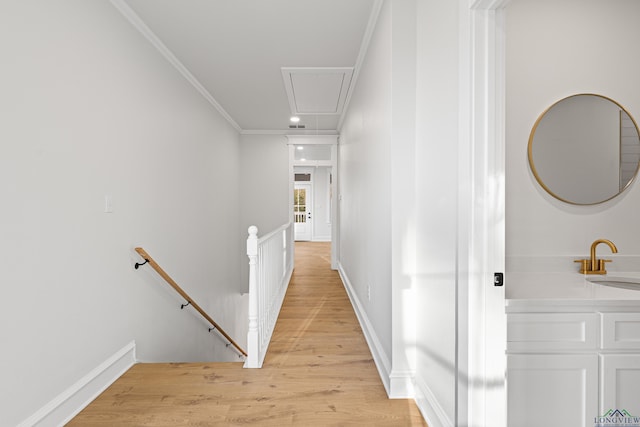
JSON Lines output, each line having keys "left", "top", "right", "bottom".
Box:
{"left": 506, "top": 271, "right": 640, "bottom": 310}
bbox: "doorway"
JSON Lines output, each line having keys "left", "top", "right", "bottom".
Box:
{"left": 287, "top": 135, "right": 338, "bottom": 268}
{"left": 294, "top": 182, "right": 312, "bottom": 241}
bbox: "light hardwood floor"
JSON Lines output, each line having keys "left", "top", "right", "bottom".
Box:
{"left": 68, "top": 242, "right": 426, "bottom": 426}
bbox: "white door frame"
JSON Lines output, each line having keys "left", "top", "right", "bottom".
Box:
{"left": 286, "top": 135, "right": 338, "bottom": 269}
{"left": 460, "top": 1, "right": 510, "bottom": 426}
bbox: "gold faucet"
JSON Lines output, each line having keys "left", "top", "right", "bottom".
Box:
{"left": 575, "top": 239, "right": 618, "bottom": 274}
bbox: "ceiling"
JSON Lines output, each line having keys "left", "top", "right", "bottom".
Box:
{"left": 114, "top": 0, "right": 380, "bottom": 134}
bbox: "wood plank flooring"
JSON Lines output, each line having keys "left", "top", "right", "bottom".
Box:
{"left": 68, "top": 242, "right": 426, "bottom": 426}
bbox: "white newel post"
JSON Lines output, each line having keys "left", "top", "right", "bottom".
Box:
{"left": 245, "top": 225, "right": 259, "bottom": 368}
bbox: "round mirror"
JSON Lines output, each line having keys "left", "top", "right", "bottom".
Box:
{"left": 528, "top": 94, "right": 640, "bottom": 205}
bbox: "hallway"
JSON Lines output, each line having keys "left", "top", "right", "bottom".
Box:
{"left": 68, "top": 242, "right": 426, "bottom": 426}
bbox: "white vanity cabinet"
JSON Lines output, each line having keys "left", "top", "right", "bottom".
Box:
{"left": 506, "top": 309, "right": 640, "bottom": 427}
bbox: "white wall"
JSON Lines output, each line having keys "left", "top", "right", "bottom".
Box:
{"left": 339, "top": 0, "right": 393, "bottom": 380}
{"left": 389, "top": 0, "right": 418, "bottom": 400}
{"left": 506, "top": 0, "right": 640, "bottom": 268}
{"left": 413, "top": 0, "right": 461, "bottom": 423}
{"left": 0, "top": 2, "right": 244, "bottom": 425}
{"left": 238, "top": 134, "right": 289, "bottom": 290}
{"left": 239, "top": 134, "right": 290, "bottom": 235}
{"left": 339, "top": 2, "right": 465, "bottom": 424}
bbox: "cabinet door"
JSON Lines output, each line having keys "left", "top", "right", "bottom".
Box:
{"left": 601, "top": 354, "right": 640, "bottom": 416}
{"left": 508, "top": 354, "right": 598, "bottom": 427}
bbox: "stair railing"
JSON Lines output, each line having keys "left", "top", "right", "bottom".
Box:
{"left": 245, "top": 222, "right": 294, "bottom": 368}
{"left": 134, "top": 247, "right": 247, "bottom": 358}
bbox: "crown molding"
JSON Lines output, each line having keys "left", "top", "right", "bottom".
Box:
{"left": 110, "top": 0, "right": 242, "bottom": 132}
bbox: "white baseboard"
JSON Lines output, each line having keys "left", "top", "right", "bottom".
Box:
{"left": 414, "top": 373, "right": 453, "bottom": 427}
{"left": 337, "top": 262, "right": 392, "bottom": 395}
{"left": 389, "top": 369, "right": 415, "bottom": 398}
{"left": 19, "top": 341, "right": 136, "bottom": 427}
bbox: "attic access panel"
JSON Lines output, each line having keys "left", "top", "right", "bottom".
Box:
{"left": 282, "top": 67, "right": 354, "bottom": 115}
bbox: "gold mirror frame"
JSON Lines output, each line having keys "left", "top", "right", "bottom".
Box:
{"left": 528, "top": 94, "right": 640, "bottom": 205}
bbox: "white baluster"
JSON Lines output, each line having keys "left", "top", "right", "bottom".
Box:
{"left": 245, "top": 222, "right": 295, "bottom": 368}
{"left": 246, "top": 226, "right": 259, "bottom": 368}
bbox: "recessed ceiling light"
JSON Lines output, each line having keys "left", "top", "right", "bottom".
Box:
{"left": 296, "top": 146, "right": 304, "bottom": 150}
{"left": 290, "top": 116, "right": 300, "bottom": 123}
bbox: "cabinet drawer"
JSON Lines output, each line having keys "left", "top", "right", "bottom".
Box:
{"left": 602, "top": 313, "right": 640, "bottom": 350}
{"left": 507, "top": 313, "right": 598, "bottom": 351}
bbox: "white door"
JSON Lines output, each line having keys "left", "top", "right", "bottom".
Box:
{"left": 294, "top": 183, "right": 312, "bottom": 241}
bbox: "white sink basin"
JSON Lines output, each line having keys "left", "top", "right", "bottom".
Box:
{"left": 588, "top": 276, "right": 640, "bottom": 290}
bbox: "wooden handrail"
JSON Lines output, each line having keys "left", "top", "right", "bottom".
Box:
{"left": 134, "top": 247, "right": 247, "bottom": 357}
